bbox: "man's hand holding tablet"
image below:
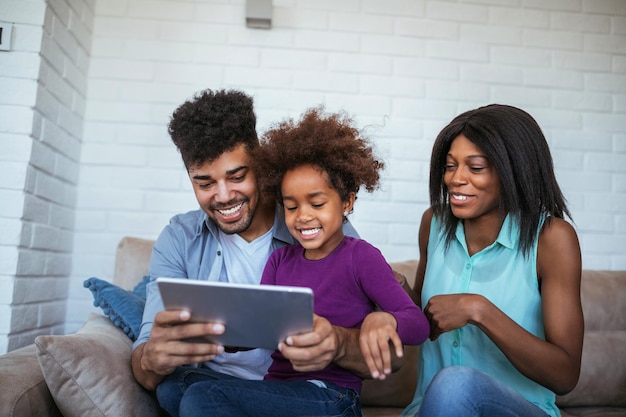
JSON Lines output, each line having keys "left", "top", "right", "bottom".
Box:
{"left": 157, "top": 278, "right": 314, "bottom": 350}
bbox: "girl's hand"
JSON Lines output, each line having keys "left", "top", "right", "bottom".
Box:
{"left": 359, "top": 311, "right": 403, "bottom": 380}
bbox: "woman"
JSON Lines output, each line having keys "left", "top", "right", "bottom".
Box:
{"left": 402, "top": 104, "right": 583, "bottom": 417}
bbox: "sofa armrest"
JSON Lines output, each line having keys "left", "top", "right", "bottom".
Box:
{"left": 0, "top": 344, "right": 61, "bottom": 417}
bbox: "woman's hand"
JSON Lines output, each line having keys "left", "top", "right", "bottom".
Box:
{"left": 424, "top": 293, "right": 483, "bottom": 340}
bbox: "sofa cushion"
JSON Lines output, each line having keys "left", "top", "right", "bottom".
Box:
{"left": 35, "top": 313, "right": 160, "bottom": 417}
{"left": 361, "top": 345, "right": 419, "bottom": 408}
{"left": 83, "top": 276, "right": 149, "bottom": 341}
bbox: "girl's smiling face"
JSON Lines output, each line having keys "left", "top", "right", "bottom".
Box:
{"left": 281, "top": 164, "right": 354, "bottom": 260}
{"left": 444, "top": 134, "right": 501, "bottom": 221}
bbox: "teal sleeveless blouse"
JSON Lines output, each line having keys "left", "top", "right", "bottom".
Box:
{"left": 401, "top": 214, "right": 559, "bottom": 417}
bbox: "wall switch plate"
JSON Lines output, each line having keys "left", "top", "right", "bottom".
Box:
{"left": 0, "top": 21, "right": 13, "bottom": 51}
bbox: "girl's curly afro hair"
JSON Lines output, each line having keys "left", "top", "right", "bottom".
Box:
{"left": 253, "top": 107, "right": 384, "bottom": 203}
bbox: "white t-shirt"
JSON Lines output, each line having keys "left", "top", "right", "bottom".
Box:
{"left": 209, "top": 225, "right": 276, "bottom": 379}
{"left": 219, "top": 225, "right": 275, "bottom": 285}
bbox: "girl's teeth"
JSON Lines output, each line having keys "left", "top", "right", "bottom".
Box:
{"left": 301, "top": 228, "right": 320, "bottom": 236}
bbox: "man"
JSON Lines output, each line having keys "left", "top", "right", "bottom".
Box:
{"left": 131, "top": 89, "right": 376, "bottom": 416}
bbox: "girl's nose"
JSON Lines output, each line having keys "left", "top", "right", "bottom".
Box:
{"left": 296, "top": 206, "right": 312, "bottom": 222}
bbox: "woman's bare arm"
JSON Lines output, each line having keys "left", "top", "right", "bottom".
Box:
{"left": 425, "top": 218, "right": 583, "bottom": 394}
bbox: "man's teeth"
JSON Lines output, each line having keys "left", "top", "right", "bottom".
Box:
{"left": 453, "top": 194, "right": 467, "bottom": 201}
{"left": 301, "top": 228, "right": 321, "bottom": 236}
{"left": 218, "top": 203, "right": 243, "bottom": 216}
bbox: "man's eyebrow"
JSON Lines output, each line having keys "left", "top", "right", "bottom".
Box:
{"left": 191, "top": 165, "right": 247, "bottom": 181}
{"left": 226, "top": 165, "right": 248, "bottom": 175}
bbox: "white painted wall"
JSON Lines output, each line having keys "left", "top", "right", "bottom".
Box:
{"left": 1, "top": 0, "right": 625, "bottom": 349}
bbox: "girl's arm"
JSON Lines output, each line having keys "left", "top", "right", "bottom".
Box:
{"left": 359, "top": 214, "right": 432, "bottom": 378}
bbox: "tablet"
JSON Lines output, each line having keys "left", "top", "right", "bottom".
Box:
{"left": 156, "top": 277, "right": 314, "bottom": 349}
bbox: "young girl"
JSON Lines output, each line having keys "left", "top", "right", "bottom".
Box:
{"left": 179, "top": 108, "right": 429, "bottom": 417}
{"left": 401, "top": 104, "right": 583, "bottom": 417}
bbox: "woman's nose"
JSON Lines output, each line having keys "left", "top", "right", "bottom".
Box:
{"left": 449, "top": 168, "right": 467, "bottom": 185}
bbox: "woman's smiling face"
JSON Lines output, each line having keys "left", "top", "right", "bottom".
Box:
{"left": 444, "top": 134, "right": 501, "bottom": 221}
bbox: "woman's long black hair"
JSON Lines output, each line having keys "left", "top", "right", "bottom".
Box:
{"left": 430, "top": 104, "right": 572, "bottom": 257}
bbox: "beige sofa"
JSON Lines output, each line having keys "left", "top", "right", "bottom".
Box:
{"left": 1, "top": 237, "right": 625, "bottom": 417}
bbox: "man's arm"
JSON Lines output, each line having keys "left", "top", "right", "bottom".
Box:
{"left": 334, "top": 323, "right": 404, "bottom": 378}
{"left": 132, "top": 342, "right": 166, "bottom": 391}
{"left": 278, "top": 314, "right": 404, "bottom": 379}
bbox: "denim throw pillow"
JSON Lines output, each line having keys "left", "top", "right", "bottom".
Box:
{"left": 83, "top": 276, "right": 149, "bottom": 341}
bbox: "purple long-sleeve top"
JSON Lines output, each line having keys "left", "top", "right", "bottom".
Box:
{"left": 260, "top": 236, "right": 429, "bottom": 392}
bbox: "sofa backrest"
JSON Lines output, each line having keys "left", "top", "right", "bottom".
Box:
{"left": 579, "top": 270, "right": 626, "bottom": 331}
{"left": 112, "top": 236, "right": 626, "bottom": 409}
{"left": 556, "top": 269, "right": 626, "bottom": 408}
{"left": 113, "top": 237, "right": 154, "bottom": 290}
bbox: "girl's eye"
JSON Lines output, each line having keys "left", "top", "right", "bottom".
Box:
{"left": 312, "top": 202, "right": 325, "bottom": 208}
{"left": 285, "top": 206, "right": 297, "bottom": 211}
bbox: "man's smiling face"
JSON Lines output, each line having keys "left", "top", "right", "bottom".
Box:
{"left": 189, "top": 143, "right": 261, "bottom": 237}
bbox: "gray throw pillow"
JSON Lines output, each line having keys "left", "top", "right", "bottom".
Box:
{"left": 35, "top": 313, "right": 160, "bottom": 417}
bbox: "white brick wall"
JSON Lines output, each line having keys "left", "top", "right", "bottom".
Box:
{"left": 2, "top": 0, "right": 625, "bottom": 348}
{"left": 66, "top": 0, "right": 626, "bottom": 333}
{"left": 0, "top": 0, "right": 44, "bottom": 353}
{"left": 0, "top": 0, "right": 94, "bottom": 353}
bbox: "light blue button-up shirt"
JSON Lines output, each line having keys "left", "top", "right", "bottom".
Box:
{"left": 402, "top": 214, "right": 559, "bottom": 417}
{"left": 133, "top": 205, "right": 358, "bottom": 380}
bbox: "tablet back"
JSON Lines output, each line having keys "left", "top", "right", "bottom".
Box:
{"left": 157, "top": 277, "right": 314, "bottom": 349}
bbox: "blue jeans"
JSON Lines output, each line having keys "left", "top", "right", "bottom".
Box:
{"left": 156, "top": 366, "right": 241, "bottom": 417}
{"left": 157, "top": 366, "right": 361, "bottom": 417}
{"left": 418, "top": 366, "right": 550, "bottom": 417}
